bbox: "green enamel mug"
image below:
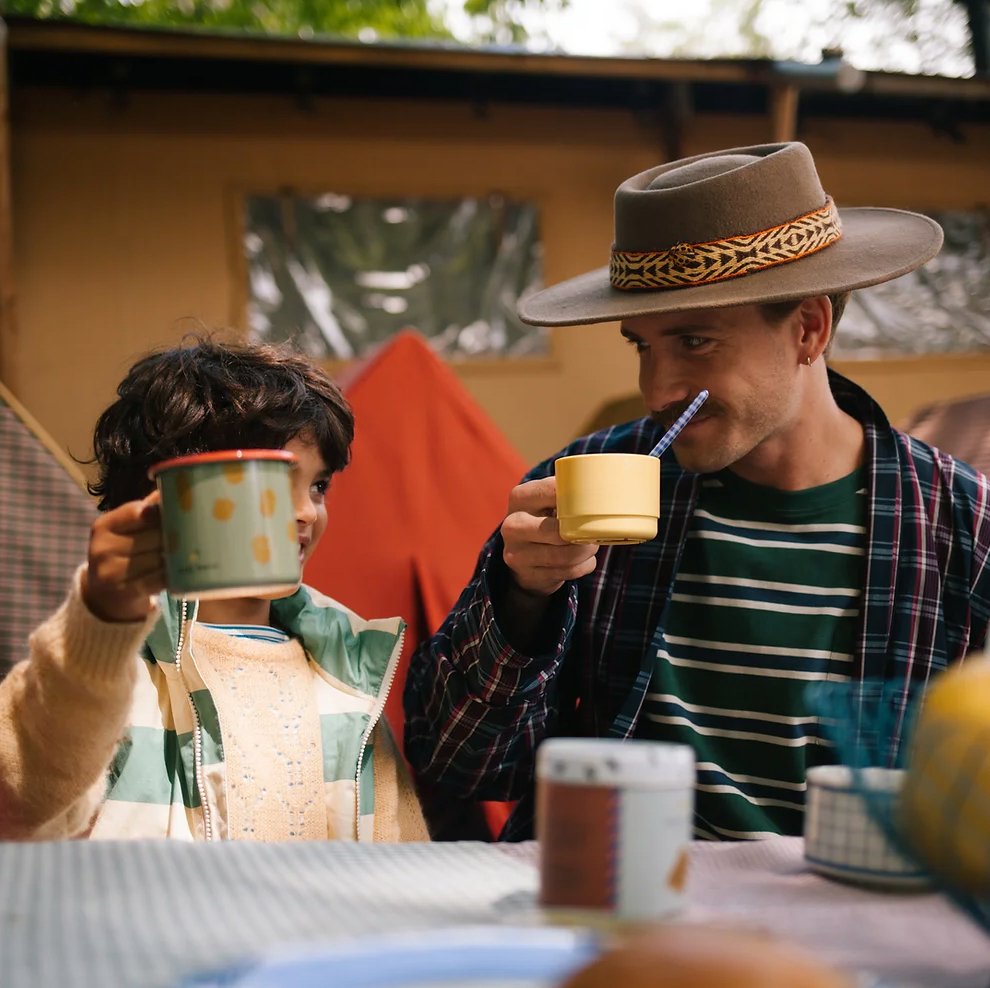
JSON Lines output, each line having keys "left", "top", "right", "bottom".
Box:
{"left": 149, "top": 449, "right": 300, "bottom": 600}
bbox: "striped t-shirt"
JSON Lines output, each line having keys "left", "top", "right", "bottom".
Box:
{"left": 636, "top": 466, "right": 867, "bottom": 840}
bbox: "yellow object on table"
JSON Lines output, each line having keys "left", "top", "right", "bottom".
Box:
{"left": 900, "top": 655, "right": 990, "bottom": 896}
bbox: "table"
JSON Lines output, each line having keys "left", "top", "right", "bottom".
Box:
{"left": 1, "top": 837, "right": 988, "bottom": 987}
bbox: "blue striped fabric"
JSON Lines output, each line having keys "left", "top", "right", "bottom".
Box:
{"left": 200, "top": 623, "right": 292, "bottom": 644}
{"left": 404, "top": 370, "right": 990, "bottom": 841}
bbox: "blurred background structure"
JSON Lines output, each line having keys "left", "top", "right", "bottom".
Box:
{"left": 1, "top": 1, "right": 989, "bottom": 474}
{"left": 0, "top": 382, "right": 93, "bottom": 676}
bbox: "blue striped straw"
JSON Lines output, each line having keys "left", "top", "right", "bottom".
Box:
{"left": 648, "top": 389, "right": 710, "bottom": 458}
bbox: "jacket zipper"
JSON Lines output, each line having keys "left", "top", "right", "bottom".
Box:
{"left": 352, "top": 626, "right": 405, "bottom": 840}
{"left": 174, "top": 599, "right": 215, "bottom": 841}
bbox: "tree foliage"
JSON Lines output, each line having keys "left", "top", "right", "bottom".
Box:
{"left": 463, "top": 0, "right": 569, "bottom": 43}
{"left": 1, "top": 0, "right": 568, "bottom": 44}
{"left": 620, "top": 0, "right": 972, "bottom": 77}
{"left": 2, "top": 0, "right": 445, "bottom": 39}
{"left": 1, "top": 0, "right": 971, "bottom": 75}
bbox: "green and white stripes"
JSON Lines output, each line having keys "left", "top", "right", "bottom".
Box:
{"left": 90, "top": 586, "right": 404, "bottom": 841}
{"left": 639, "top": 468, "right": 867, "bottom": 840}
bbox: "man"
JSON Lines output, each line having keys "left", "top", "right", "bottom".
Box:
{"left": 403, "top": 141, "right": 990, "bottom": 841}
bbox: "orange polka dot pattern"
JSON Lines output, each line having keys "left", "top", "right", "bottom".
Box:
{"left": 252, "top": 535, "right": 272, "bottom": 564}
{"left": 158, "top": 457, "right": 300, "bottom": 597}
{"left": 213, "top": 498, "right": 235, "bottom": 521}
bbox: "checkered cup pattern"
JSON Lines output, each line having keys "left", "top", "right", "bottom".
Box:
{"left": 804, "top": 766, "right": 930, "bottom": 889}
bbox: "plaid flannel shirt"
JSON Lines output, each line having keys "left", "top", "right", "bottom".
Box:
{"left": 404, "top": 370, "right": 990, "bottom": 840}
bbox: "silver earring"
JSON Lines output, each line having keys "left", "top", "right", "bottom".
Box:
{"left": 806, "top": 356, "right": 813, "bottom": 366}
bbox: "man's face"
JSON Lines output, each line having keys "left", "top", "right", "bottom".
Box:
{"left": 621, "top": 302, "right": 805, "bottom": 477}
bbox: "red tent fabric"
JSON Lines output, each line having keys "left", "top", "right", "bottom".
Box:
{"left": 306, "top": 330, "right": 527, "bottom": 836}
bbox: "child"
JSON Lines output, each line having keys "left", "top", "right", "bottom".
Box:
{"left": 0, "top": 336, "right": 428, "bottom": 842}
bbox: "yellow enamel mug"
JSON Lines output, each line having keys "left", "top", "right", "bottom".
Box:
{"left": 555, "top": 453, "right": 661, "bottom": 546}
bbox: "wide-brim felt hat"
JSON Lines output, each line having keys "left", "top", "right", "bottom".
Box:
{"left": 517, "top": 141, "right": 943, "bottom": 327}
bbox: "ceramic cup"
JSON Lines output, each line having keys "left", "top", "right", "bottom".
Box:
{"left": 536, "top": 738, "right": 695, "bottom": 924}
{"left": 803, "top": 765, "right": 930, "bottom": 890}
{"left": 149, "top": 449, "right": 300, "bottom": 600}
{"left": 554, "top": 453, "right": 661, "bottom": 546}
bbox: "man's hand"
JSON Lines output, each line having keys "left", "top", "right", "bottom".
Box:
{"left": 501, "top": 477, "right": 599, "bottom": 598}
{"left": 82, "top": 492, "right": 166, "bottom": 623}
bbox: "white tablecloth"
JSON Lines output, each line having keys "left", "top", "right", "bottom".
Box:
{"left": 685, "top": 837, "right": 990, "bottom": 988}
{"left": 0, "top": 836, "right": 988, "bottom": 987}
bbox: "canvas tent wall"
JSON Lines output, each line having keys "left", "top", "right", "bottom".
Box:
{"left": 0, "top": 381, "right": 94, "bottom": 676}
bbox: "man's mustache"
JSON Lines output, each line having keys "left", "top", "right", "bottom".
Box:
{"left": 651, "top": 399, "right": 720, "bottom": 432}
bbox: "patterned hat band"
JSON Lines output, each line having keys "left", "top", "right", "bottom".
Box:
{"left": 610, "top": 196, "right": 843, "bottom": 292}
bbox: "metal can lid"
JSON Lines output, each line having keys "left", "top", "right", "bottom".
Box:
{"left": 148, "top": 448, "right": 297, "bottom": 480}
{"left": 536, "top": 738, "right": 696, "bottom": 789}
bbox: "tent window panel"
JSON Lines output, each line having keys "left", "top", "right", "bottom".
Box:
{"left": 243, "top": 192, "right": 547, "bottom": 361}
{"left": 836, "top": 209, "right": 990, "bottom": 358}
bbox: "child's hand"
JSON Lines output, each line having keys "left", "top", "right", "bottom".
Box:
{"left": 82, "top": 492, "right": 166, "bottom": 623}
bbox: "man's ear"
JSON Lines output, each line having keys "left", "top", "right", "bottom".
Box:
{"left": 795, "top": 295, "right": 832, "bottom": 363}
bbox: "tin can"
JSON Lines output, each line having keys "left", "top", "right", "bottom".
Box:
{"left": 536, "top": 738, "right": 695, "bottom": 922}
{"left": 149, "top": 449, "right": 300, "bottom": 600}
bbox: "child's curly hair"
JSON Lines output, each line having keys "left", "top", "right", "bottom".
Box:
{"left": 88, "top": 335, "right": 354, "bottom": 511}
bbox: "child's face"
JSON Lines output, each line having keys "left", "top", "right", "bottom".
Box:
{"left": 285, "top": 434, "right": 332, "bottom": 581}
